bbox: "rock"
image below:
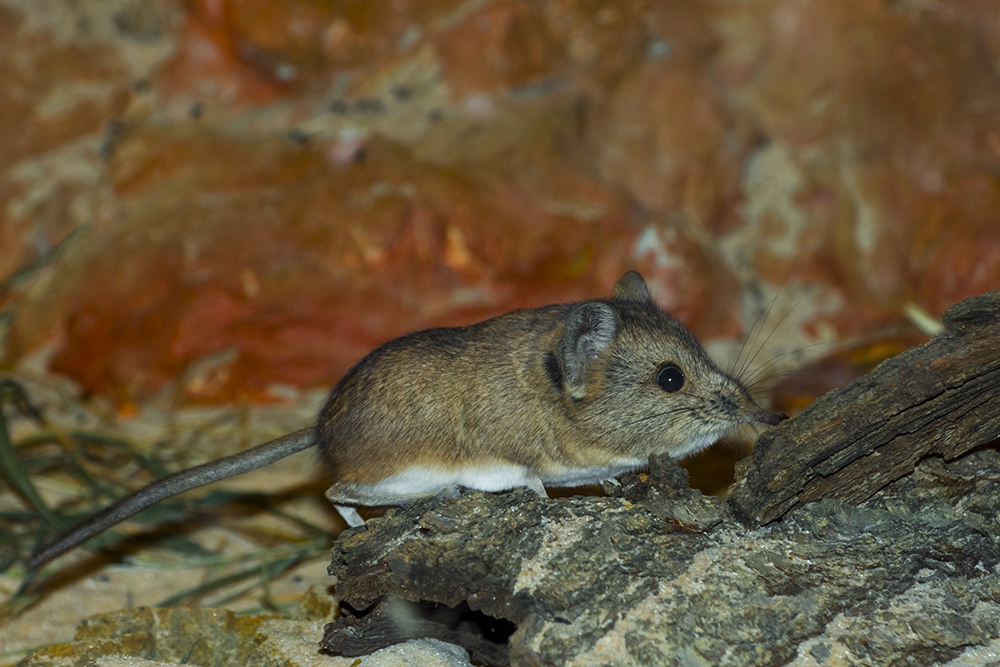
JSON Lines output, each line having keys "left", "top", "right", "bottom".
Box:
{"left": 16, "top": 602, "right": 474, "bottom": 667}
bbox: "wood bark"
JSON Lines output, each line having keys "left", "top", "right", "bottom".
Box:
{"left": 729, "top": 289, "right": 1000, "bottom": 527}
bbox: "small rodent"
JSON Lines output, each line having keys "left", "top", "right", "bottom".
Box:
{"left": 29, "top": 271, "right": 786, "bottom": 569}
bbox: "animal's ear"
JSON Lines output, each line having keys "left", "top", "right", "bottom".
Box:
{"left": 558, "top": 301, "right": 618, "bottom": 398}
{"left": 612, "top": 271, "right": 652, "bottom": 302}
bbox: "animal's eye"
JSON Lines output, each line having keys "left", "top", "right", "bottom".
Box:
{"left": 656, "top": 365, "right": 685, "bottom": 393}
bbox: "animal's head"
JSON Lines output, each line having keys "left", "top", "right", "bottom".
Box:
{"left": 556, "top": 271, "right": 786, "bottom": 459}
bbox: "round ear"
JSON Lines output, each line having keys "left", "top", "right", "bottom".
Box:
{"left": 558, "top": 301, "right": 618, "bottom": 398}
{"left": 612, "top": 271, "right": 652, "bottom": 302}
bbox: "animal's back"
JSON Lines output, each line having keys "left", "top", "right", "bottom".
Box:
{"left": 316, "top": 303, "right": 573, "bottom": 485}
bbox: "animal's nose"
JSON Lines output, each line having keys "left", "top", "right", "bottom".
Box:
{"left": 757, "top": 410, "right": 788, "bottom": 426}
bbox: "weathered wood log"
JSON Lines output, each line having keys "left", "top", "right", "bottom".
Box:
{"left": 324, "top": 451, "right": 1000, "bottom": 665}
{"left": 728, "top": 289, "right": 1000, "bottom": 527}
{"left": 323, "top": 599, "right": 513, "bottom": 666}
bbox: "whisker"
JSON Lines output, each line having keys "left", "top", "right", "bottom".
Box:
{"left": 743, "top": 369, "right": 801, "bottom": 394}
{"left": 729, "top": 292, "right": 772, "bottom": 379}
{"left": 607, "top": 406, "right": 689, "bottom": 434}
{"left": 730, "top": 267, "right": 795, "bottom": 380}
{"left": 738, "top": 341, "right": 835, "bottom": 389}
{"left": 737, "top": 292, "right": 812, "bottom": 385}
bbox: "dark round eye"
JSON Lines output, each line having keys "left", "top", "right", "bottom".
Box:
{"left": 656, "top": 365, "right": 685, "bottom": 393}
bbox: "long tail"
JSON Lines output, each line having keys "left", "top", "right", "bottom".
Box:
{"left": 29, "top": 428, "right": 316, "bottom": 570}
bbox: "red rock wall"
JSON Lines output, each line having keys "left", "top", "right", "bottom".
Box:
{"left": 1, "top": 0, "right": 998, "bottom": 407}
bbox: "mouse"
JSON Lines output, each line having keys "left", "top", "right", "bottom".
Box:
{"left": 28, "top": 271, "right": 786, "bottom": 569}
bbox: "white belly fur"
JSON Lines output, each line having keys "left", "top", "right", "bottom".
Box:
{"left": 350, "top": 458, "right": 649, "bottom": 498}
{"left": 328, "top": 458, "right": 654, "bottom": 527}
{"left": 539, "top": 460, "right": 647, "bottom": 487}
{"left": 363, "top": 463, "right": 536, "bottom": 496}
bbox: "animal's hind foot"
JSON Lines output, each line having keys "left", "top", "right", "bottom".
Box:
{"left": 335, "top": 505, "right": 365, "bottom": 528}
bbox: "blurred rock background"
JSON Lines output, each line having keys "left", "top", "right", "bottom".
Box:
{"left": 1, "top": 0, "right": 999, "bottom": 662}
{"left": 3, "top": 0, "right": 997, "bottom": 410}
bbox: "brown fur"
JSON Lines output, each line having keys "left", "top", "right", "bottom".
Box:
{"left": 316, "top": 271, "right": 783, "bottom": 487}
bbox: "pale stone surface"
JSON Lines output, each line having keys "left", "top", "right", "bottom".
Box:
{"left": 16, "top": 605, "right": 473, "bottom": 667}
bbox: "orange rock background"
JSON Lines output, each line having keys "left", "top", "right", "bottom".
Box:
{"left": 2, "top": 0, "right": 999, "bottom": 408}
